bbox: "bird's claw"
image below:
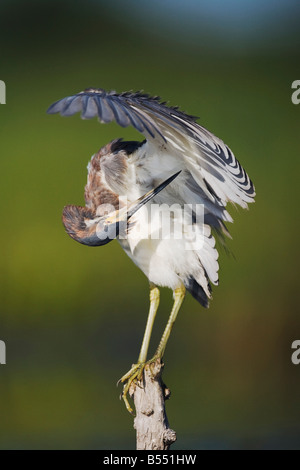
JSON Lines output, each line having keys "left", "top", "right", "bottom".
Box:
{"left": 118, "top": 362, "right": 146, "bottom": 415}
{"left": 118, "top": 357, "right": 159, "bottom": 415}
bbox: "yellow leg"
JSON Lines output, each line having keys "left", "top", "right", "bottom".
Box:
{"left": 138, "top": 284, "right": 160, "bottom": 363}
{"left": 119, "top": 285, "right": 186, "bottom": 414}
{"left": 155, "top": 285, "right": 186, "bottom": 359}
{"left": 119, "top": 284, "right": 160, "bottom": 414}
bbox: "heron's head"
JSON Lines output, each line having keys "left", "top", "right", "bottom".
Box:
{"left": 62, "top": 205, "right": 120, "bottom": 246}
{"left": 62, "top": 171, "right": 181, "bottom": 247}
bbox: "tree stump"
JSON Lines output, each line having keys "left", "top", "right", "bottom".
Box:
{"left": 129, "top": 359, "right": 177, "bottom": 450}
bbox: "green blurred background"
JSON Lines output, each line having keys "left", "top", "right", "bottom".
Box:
{"left": 0, "top": 0, "right": 299, "bottom": 450}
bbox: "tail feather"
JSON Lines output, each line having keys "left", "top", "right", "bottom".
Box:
{"left": 184, "top": 276, "right": 212, "bottom": 308}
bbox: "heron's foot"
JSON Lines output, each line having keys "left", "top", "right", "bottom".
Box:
{"left": 118, "top": 361, "right": 147, "bottom": 415}
{"left": 118, "top": 356, "right": 160, "bottom": 415}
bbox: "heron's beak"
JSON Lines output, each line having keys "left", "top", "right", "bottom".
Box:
{"left": 104, "top": 170, "right": 181, "bottom": 225}
{"left": 63, "top": 171, "right": 181, "bottom": 247}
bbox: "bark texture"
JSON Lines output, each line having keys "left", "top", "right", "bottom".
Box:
{"left": 129, "top": 359, "right": 176, "bottom": 450}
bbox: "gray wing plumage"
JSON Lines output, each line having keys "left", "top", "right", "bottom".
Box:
{"left": 47, "top": 88, "right": 170, "bottom": 139}
{"left": 47, "top": 88, "right": 255, "bottom": 210}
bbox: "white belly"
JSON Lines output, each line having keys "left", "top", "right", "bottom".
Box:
{"left": 117, "top": 204, "right": 218, "bottom": 292}
{"left": 119, "top": 237, "right": 188, "bottom": 289}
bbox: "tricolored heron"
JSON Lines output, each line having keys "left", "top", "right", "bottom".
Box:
{"left": 47, "top": 88, "right": 255, "bottom": 413}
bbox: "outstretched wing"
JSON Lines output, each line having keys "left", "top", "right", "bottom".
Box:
{"left": 48, "top": 88, "right": 256, "bottom": 303}
{"left": 47, "top": 88, "right": 255, "bottom": 212}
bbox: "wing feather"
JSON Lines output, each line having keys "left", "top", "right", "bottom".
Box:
{"left": 47, "top": 88, "right": 255, "bottom": 210}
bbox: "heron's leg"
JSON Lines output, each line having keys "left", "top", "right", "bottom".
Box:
{"left": 154, "top": 285, "right": 186, "bottom": 359}
{"left": 138, "top": 283, "right": 160, "bottom": 363}
{"left": 119, "top": 284, "right": 160, "bottom": 413}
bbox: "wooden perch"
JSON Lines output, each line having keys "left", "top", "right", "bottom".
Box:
{"left": 129, "top": 359, "right": 177, "bottom": 450}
